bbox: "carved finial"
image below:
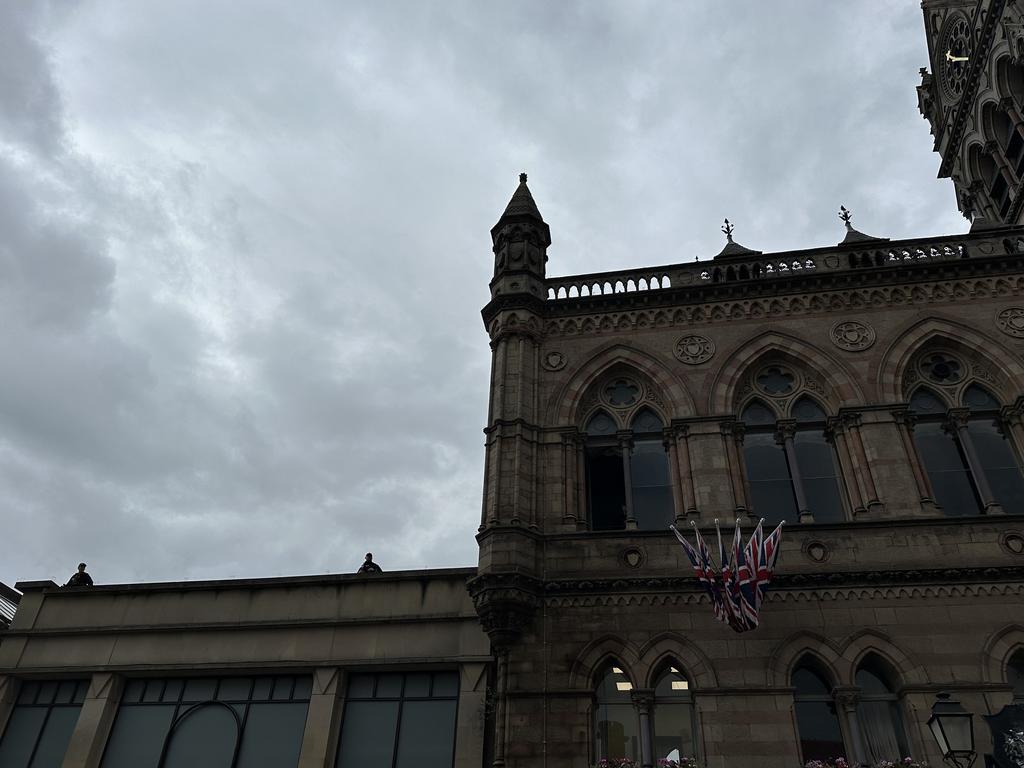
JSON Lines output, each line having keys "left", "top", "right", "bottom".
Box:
{"left": 519, "top": 172, "right": 528, "bottom": 183}
{"left": 839, "top": 205, "right": 853, "bottom": 230}
{"left": 721, "top": 218, "right": 734, "bottom": 243}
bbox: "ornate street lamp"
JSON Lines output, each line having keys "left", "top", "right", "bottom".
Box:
{"left": 928, "top": 692, "right": 976, "bottom": 768}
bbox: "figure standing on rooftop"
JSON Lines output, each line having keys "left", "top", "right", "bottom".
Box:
{"left": 357, "top": 553, "right": 383, "bottom": 574}
{"left": 65, "top": 562, "right": 93, "bottom": 587}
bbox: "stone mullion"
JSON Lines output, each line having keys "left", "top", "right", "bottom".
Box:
{"left": 999, "top": 399, "right": 1024, "bottom": 468}
{"left": 986, "top": 138, "right": 1020, "bottom": 186}
{"left": 777, "top": 421, "right": 812, "bottom": 523}
{"left": 663, "top": 431, "right": 685, "bottom": 527}
{"left": 970, "top": 179, "right": 1000, "bottom": 220}
{"left": 892, "top": 409, "right": 939, "bottom": 513}
{"left": 721, "top": 420, "right": 749, "bottom": 517}
{"left": 631, "top": 689, "right": 655, "bottom": 768}
{"left": 575, "top": 436, "right": 588, "bottom": 528}
{"left": 946, "top": 407, "right": 1004, "bottom": 514}
{"left": 620, "top": 432, "right": 637, "bottom": 529}
{"left": 673, "top": 424, "right": 698, "bottom": 522}
{"left": 832, "top": 687, "right": 866, "bottom": 765}
{"left": 827, "top": 418, "right": 866, "bottom": 516}
{"left": 562, "top": 433, "right": 578, "bottom": 527}
{"left": 844, "top": 414, "right": 882, "bottom": 511}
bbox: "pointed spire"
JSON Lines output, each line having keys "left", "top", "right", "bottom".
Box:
{"left": 497, "top": 172, "right": 544, "bottom": 222}
{"left": 837, "top": 205, "right": 887, "bottom": 245}
{"left": 714, "top": 218, "right": 762, "bottom": 259}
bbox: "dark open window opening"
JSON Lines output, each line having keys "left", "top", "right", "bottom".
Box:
{"left": 792, "top": 658, "right": 845, "bottom": 763}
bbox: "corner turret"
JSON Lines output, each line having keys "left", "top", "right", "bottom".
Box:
{"left": 488, "top": 173, "right": 551, "bottom": 301}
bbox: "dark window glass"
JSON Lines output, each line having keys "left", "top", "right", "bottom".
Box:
{"left": 792, "top": 664, "right": 844, "bottom": 762}
{"left": 162, "top": 704, "right": 238, "bottom": 768}
{"left": 794, "top": 431, "right": 844, "bottom": 522}
{"left": 346, "top": 675, "right": 375, "bottom": 699}
{"left": 394, "top": 700, "right": 457, "bottom": 768}
{"left": 909, "top": 388, "right": 946, "bottom": 414}
{"left": 652, "top": 667, "right": 696, "bottom": 764}
{"left": 913, "top": 422, "right": 982, "bottom": 515}
{"left": 236, "top": 703, "right": 309, "bottom": 768}
{"left": 101, "top": 677, "right": 311, "bottom": 768}
{"left": 586, "top": 411, "right": 618, "bottom": 436}
{"left": 605, "top": 379, "right": 640, "bottom": 407}
{"left": 743, "top": 432, "right": 797, "bottom": 524}
{"left": 757, "top": 366, "right": 796, "bottom": 395}
{"left": 963, "top": 384, "right": 1000, "bottom": 410}
{"left": 741, "top": 401, "right": 776, "bottom": 426}
{"left": 336, "top": 672, "right": 459, "bottom": 768}
{"left": 587, "top": 447, "right": 627, "bottom": 531}
{"left": 967, "top": 418, "right": 1024, "bottom": 510}
{"left": 630, "top": 439, "right": 673, "bottom": 530}
{"left": 792, "top": 397, "right": 827, "bottom": 422}
{"left": 0, "top": 679, "right": 87, "bottom": 768}
{"left": 336, "top": 701, "right": 400, "bottom": 766}
{"left": 1008, "top": 650, "right": 1024, "bottom": 700}
{"left": 631, "top": 407, "right": 664, "bottom": 433}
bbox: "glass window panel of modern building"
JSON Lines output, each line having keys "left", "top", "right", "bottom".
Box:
{"left": 585, "top": 406, "right": 674, "bottom": 531}
{"left": 335, "top": 671, "right": 458, "bottom": 768}
{"left": 792, "top": 660, "right": 845, "bottom": 763}
{"left": 0, "top": 680, "right": 88, "bottom": 768}
{"left": 100, "top": 675, "right": 311, "bottom": 768}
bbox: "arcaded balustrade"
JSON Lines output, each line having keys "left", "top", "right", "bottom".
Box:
{"left": 544, "top": 230, "right": 1024, "bottom": 301}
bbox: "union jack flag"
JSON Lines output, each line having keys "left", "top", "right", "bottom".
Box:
{"left": 671, "top": 518, "right": 785, "bottom": 633}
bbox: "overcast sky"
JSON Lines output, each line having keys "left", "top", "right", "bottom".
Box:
{"left": 0, "top": 2, "right": 966, "bottom": 586}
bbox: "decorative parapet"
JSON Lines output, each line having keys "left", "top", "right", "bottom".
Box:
{"left": 544, "top": 229, "right": 1023, "bottom": 303}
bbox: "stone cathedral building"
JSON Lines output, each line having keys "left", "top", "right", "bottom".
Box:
{"left": 3, "top": 4, "right": 1024, "bottom": 768}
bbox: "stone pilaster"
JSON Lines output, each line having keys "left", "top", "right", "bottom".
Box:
{"left": 60, "top": 673, "right": 123, "bottom": 768}
{"left": 297, "top": 668, "right": 343, "bottom": 768}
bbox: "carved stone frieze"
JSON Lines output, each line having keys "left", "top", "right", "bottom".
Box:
{"left": 673, "top": 334, "right": 715, "bottom": 365}
{"left": 830, "top": 320, "right": 876, "bottom": 351}
{"left": 540, "top": 275, "right": 1024, "bottom": 339}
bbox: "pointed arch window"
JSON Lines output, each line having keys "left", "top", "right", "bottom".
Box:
{"left": 740, "top": 397, "right": 845, "bottom": 524}
{"left": 584, "top": 408, "right": 674, "bottom": 531}
{"left": 854, "top": 655, "right": 909, "bottom": 764}
{"left": 651, "top": 664, "right": 697, "bottom": 764}
{"left": 909, "top": 384, "right": 1024, "bottom": 514}
{"left": 594, "top": 665, "right": 639, "bottom": 762}
{"left": 792, "top": 659, "right": 845, "bottom": 763}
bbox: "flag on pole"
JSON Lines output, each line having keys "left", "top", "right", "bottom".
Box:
{"left": 671, "top": 518, "right": 785, "bottom": 633}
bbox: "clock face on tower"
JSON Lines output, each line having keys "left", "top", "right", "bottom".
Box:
{"left": 939, "top": 13, "right": 972, "bottom": 102}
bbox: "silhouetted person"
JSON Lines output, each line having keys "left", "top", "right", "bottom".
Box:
{"left": 357, "top": 553, "right": 382, "bottom": 574}
{"left": 65, "top": 562, "right": 93, "bottom": 587}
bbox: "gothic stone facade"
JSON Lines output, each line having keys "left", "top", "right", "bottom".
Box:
{"left": 469, "top": 176, "right": 1024, "bottom": 768}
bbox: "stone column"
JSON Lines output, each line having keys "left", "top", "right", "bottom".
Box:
{"left": 671, "top": 424, "right": 698, "bottom": 522}
{"left": 970, "top": 180, "right": 1000, "bottom": 221}
{"left": 1000, "top": 96, "right": 1024, "bottom": 133}
{"left": 0, "top": 675, "right": 16, "bottom": 741}
{"left": 777, "top": 421, "right": 812, "bottom": 523}
{"left": 827, "top": 417, "right": 866, "bottom": 516}
{"left": 631, "top": 689, "right": 655, "bottom": 768}
{"left": 620, "top": 431, "right": 637, "bottom": 530}
{"left": 575, "top": 435, "right": 588, "bottom": 528}
{"left": 1000, "top": 398, "right": 1024, "bottom": 459}
{"left": 892, "top": 409, "right": 941, "bottom": 515}
{"left": 454, "top": 664, "right": 488, "bottom": 768}
{"left": 562, "top": 432, "right": 579, "bottom": 527}
{"left": 985, "top": 138, "right": 1020, "bottom": 186}
{"left": 946, "top": 408, "right": 1004, "bottom": 514}
{"left": 721, "top": 420, "right": 749, "bottom": 518}
{"left": 832, "top": 688, "right": 865, "bottom": 765}
{"left": 60, "top": 673, "right": 123, "bottom": 768}
{"left": 297, "top": 668, "right": 344, "bottom": 768}
{"left": 493, "top": 649, "right": 510, "bottom": 768}
{"left": 842, "top": 413, "right": 884, "bottom": 514}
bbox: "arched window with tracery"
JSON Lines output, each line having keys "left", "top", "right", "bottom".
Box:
{"left": 854, "top": 655, "right": 909, "bottom": 764}
{"left": 651, "top": 663, "right": 697, "bottom": 764}
{"left": 594, "top": 664, "right": 639, "bottom": 762}
{"left": 738, "top": 364, "right": 846, "bottom": 523}
{"left": 792, "top": 658, "right": 845, "bottom": 763}
{"left": 906, "top": 352, "right": 1024, "bottom": 514}
{"left": 582, "top": 372, "right": 676, "bottom": 531}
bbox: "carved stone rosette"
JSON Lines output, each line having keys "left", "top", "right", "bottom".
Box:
{"left": 673, "top": 334, "right": 715, "bottom": 365}
{"left": 996, "top": 307, "right": 1024, "bottom": 338}
{"left": 466, "top": 572, "right": 542, "bottom": 650}
{"left": 830, "top": 320, "right": 876, "bottom": 351}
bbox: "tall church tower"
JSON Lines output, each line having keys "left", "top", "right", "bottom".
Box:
{"left": 918, "top": 0, "right": 1024, "bottom": 223}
